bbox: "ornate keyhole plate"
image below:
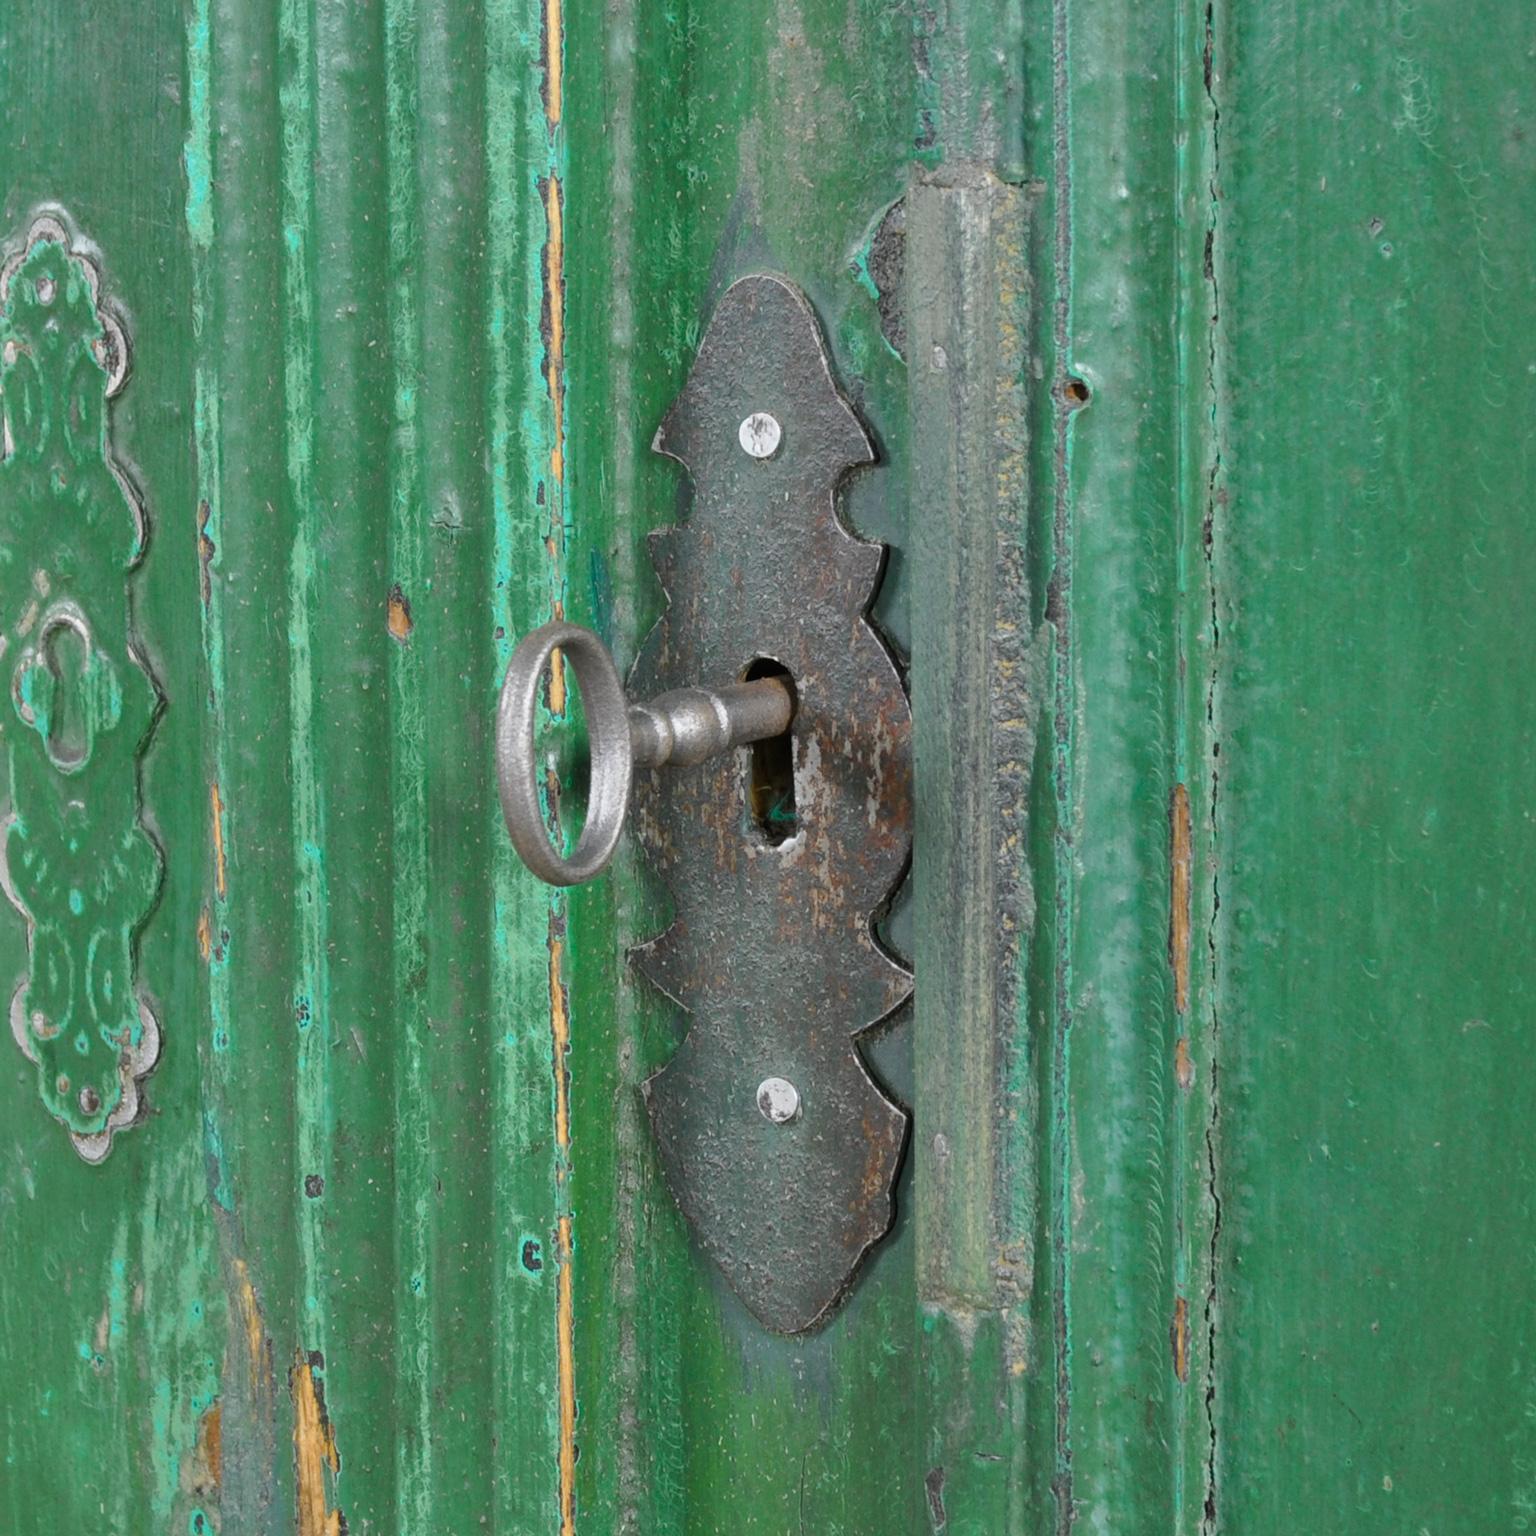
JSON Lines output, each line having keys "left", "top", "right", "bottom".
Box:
{"left": 0, "top": 211, "right": 163, "bottom": 1162}
{"left": 632, "top": 275, "right": 913, "bottom": 1333}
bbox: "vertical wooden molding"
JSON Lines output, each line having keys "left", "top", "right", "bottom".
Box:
{"left": 909, "top": 169, "right": 1032, "bottom": 1307}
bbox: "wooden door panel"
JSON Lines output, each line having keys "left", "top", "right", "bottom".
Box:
{"left": 1, "top": 2, "right": 1528, "bottom": 1533}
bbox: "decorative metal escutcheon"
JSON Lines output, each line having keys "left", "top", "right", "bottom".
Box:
{"left": 0, "top": 212, "right": 163, "bottom": 1162}
{"left": 498, "top": 273, "right": 912, "bottom": 1332}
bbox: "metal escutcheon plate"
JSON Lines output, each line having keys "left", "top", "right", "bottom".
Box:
{"left": 633, "top": 274, "right": 912, "bottom": 1335}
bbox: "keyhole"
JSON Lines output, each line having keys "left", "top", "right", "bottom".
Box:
{"left": 43, "top": 623, "right": 90, "bottom": 770}
{"left": 743, "top": 658, "right": 797, "bottom": 844}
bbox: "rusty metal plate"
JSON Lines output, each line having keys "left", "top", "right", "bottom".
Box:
{"left": 632, "top": 273, "right": 912, "bottom": 1334}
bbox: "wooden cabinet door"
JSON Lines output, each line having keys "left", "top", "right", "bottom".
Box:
{"left": 0, "top": 2, "right": 1528, "bottom": 1532}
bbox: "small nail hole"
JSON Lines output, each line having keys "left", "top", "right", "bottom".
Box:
{"left": 1063, "top": 376, "right": 1091, "bottom": 407}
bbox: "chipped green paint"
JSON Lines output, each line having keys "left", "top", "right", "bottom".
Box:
{"left": 487, "top": 0, "right": 575, "bottom": 1526}
{"left": 24, "top": 1, "right": 1535, "bottom": 1534}
{"left": 183, "top": 0, "right": 237, "bottom": 1246}
{"left": 0, "top": 217, "right": 162, "bottom": 1159}
{"left": 44, "top": 0, "right": 1043, "bottom": 1524}
{"left": 381, "top": 0, "right": 435, "bottom": 1526}
{"left": 3, "top": 0, "right": 1064, "bottom": 1528}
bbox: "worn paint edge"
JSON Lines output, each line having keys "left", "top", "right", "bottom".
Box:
{"left": 184, "top": 0, "right": 237, "bottom": 1166}
{"left": 1171, "top": 0, "right": 1226, "bottom": 1524}
{"left": 1048, "top": 0, "right": 1077, "bottom": 1521}
{"left": 542, "top": 1, "right": 576, "bottom": 1529}
{"left": 1197, "top": 0, "right": 1228, "bottom": 1524}
{"left": 381, "top": 0, "right": 434, "bottom": 1525}
{"left": 1169, "top": 783, "right": 1191, "bottom": 1015}
{"left": 486, "top": 0, "right": 574, "bottom": 1525}
{"left": 277, "top": 0, "right": 336, "bottom": 1387}
{"left": 291, "top": 1350, "right": 345, "bottom": 1536}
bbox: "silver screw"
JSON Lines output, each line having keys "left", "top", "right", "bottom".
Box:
{"left": 738, "top": 411, "right": 782, "bottom": 460}
{"left": 756, "top": 1076, "right": 801, "bottom": 1124}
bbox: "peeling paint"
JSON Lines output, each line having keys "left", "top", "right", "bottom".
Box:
{"left": 198, "top": 499, "right": 216, "bottom": 607}
{"left": 541, "top": 1, "right": 575, "bottom": 1520}
{"left": 1170, "top": 782, "right": 1192, "bottom": 1014}
{"left": 291, "top": 1350, "right": 345, "bottom": 1536}
{"left": 192, "top": 1402, "right": 223, "bottom": 1497}
{"left": 1172, "top": 1294, "right": 1191, "bottom": 1384}
{"left": 542, "top": 174, "right": 566, "bottom": 492}
{"left": 539, "top": 165, "right": 569, "bottom": 722}
{"left": 1175, "top": 1035, "right": 1195, "bottom": 1091}
{"left": 549, "top": 925, "right": 577, "bottom": 1536}
{"left": 387, "top": 583, "right": 413, "bottom": 642}
{"left": 556, "top": 1214, "right": 577, "bottom": 1536}
{"left": 232, "top": 1257, "right": 269, "bottom": 1395}
{"left": 924, "top": 1464, "right": 947, "bottom": 1528}
{"left": 549, "top": 931, "right": 571, "bottom": 1152}
{"left": 210, "top": 782, "right": 228, "bottom": 901}
{"left": 542, "top": 0, "right": 563, "bottom": 127}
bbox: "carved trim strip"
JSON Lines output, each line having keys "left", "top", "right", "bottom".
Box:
{"left": 0, "top": 210, "right": 162, "bottom": 1162}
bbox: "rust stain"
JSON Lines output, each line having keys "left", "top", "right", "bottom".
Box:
{"left": 1174, "top": 1035, "right": 1195, "bottom": 1091}
{"left": 386, "top": 583, "right": 413, "bottom": 642}
{"left": 291, "top": 1350, "right": 344, "bottom": 1536}
{"left": 857, "top": 1106, "right": 895, "bottom": 1207}
{"left": 1169, "top": 782, "right": 1192, "bottom": 1014}
{"left": 192, "top": 1401, "right": 223, "bottom": 1496}
{"left": 1171, "top": 1294, "right": 1190, "bottom": 1383}
{"left": 210, "top": 782, "right": 228, "bottom": 901}
{"left": 197, "top": 905, "right": 212, "bottom": 963}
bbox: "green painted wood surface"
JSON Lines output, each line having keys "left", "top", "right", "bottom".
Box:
{"left": 1209, "top": 2, "right": 1536, "bottom": 1527}
{"left": 0, "top": 1, "right": 1030, "bottom": 1532}
{"left": 1, "top": 0, "right": 1530, "bottom": 1532}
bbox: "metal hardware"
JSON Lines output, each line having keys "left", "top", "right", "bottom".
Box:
{"left": 495, "top": 273, "right": 912, "bottom": 1334}
{"left": 755, "top": 1076, "right": 802, "bottom": 1125}
{"left": 737, "top": 411, "right": 782, "bottom": 459}
{"left": 496, "top": 620, "right": 795, "bottom": 886}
